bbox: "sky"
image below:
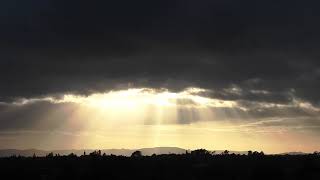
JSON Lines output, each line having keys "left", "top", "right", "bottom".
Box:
{"left": 1, "top": 0, "right": 320, "bottom": 153}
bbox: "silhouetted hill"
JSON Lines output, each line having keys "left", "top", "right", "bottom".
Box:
{"left": 0, "top": 149, "right": 48, "bottom": 157}
{"left": 137, "top": 147, "right": 187, "bottom": 155}
{"left": 280, "top": 152, "right": 308, "bottom": 155}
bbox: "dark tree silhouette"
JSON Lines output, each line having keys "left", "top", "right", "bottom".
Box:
{"left": 1, "top": 149, "right": 320, "bottom": 180}
{"left": 191, "top": 149, "right": 211, "bottom": 156}
{"left": 68, "top": 153, "right": 77, "bottom": 157}
{"left": 89, "top": 150, "right": 102, "bottom": 157}
{"left": 222, "top": 150, "right": 229, "bottom": 155}
{"left": 131, "top": 150, "right": 142, "bottom": 157}
{"left": 46, "top": 152, "right": 54, "bottom": 158}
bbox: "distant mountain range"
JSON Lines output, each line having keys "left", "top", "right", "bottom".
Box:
{"left": 279, "top": 152, "right": 308, "bottom": 155}
{"left": 0, "top": 148, "right": 309, "bottom": 157}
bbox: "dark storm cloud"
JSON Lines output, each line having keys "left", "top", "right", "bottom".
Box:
{"left": 1, "top": 0, "right": 320, "bottom": 106}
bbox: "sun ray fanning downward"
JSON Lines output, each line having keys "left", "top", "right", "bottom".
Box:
{"left": 4, "top": 87, "right": 320, "bottom": 153}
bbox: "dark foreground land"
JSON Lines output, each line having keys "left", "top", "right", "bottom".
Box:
{"left": 1, "top": 150, "right": 320, "bottom": 180}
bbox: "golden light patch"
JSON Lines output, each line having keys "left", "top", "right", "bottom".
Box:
{"left": 54, "top": 88, "right": 237, "bottom": 109}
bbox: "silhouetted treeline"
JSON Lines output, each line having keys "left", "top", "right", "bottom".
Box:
{"left": 1, "top": 149, "right": 320, "bottom": 180}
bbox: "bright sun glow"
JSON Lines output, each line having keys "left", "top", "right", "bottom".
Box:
{"left": 55, "top": 88, "right": 236, "bottom": 109}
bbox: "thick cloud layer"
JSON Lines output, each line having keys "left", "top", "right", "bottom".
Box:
{"left": 1, "top": 0, "right": 320, "bottom": 107}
